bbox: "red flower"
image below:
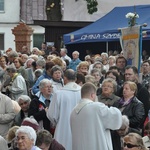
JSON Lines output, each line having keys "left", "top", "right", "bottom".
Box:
{"left": 39, "top": 104, "right": 44, "bottom": 111}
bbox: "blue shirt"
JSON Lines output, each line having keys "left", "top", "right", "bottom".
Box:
{"left": 68, "top": 58, "right": 81, "bottom": 71}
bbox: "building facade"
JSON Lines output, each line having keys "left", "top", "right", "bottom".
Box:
{"left": 0, "top": 0, "right": 46, "bottom": 52}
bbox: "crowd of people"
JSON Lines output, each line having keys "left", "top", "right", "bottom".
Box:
{"left": 0, "top": 43, "right": 150, "bottom": 150}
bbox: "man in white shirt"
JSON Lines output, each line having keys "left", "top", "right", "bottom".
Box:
{"left": 60, "top": 48, "right": 71, "bottom": 62}
{"left": 70, "top": 82, "right": 122, "bottom": 150}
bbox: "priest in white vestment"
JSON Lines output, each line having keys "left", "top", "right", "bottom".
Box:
{"left": 47, "top": 69, "right": 81, "bottom": 150}
{"left": 70, "top": 82, "right": 122, "bottom": 150}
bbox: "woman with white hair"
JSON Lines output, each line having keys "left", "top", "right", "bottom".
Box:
{"left": 28, "top": 79, "right": 53, "bottom": 133}
{"left": 16, "top": 126, "right": 41, "bottom": 150}
{"left": 111, "top": 115, "right": 142, "bottom": 150}
{"left": 14, "top": 95, "right": 31, "bottom": 126}
{"left": 108, "top": 55, "right": 116, "bottom": 67}
{"left": 98, "top": 78, "right": 120, "bottom": 107}
{"left": 101, "top": 52, "right": 109, "bottom": 72}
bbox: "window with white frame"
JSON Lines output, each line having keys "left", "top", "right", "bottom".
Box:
{"left": 0, "top": 34, "right": 4, "bottom": 50}
{"left": 0, "top": 0, "right": 4, "bottom": 12}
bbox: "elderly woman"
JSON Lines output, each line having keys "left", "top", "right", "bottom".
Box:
{"left": 90, "top": 68, "right": 102, "bottom": 88}
{"left": 123, "top": 133, "right": 148, "bottom": 150}
{"left": 21, "top": 54, "right": 29, "bottom": 64}
{"left": 50, "top": 65, "right": 64, "bottom": 93}
{"left": 5, "top": 66, "right": 27, "bottom": 100}
{"left": 98, "top": 78, "right": 120, "bottom": 107}
{"left": 105, "top": 70, "right": 121, "bottom": 95}
{"left": 113, "top": 81, "right": 145, "bottom": 130}
{"left": 13, "top": 57, "right": 28, "bottom": 81}
{"left": 28, "top": 79, "right": 53, "bottom": 132}
{"left": 111, "top": 115, "right": 141, "bottom": 150}
{"left": 108, "top": 55, "right": 116, "bottom": 67}
{"left": 16, "top": 126, "right": 41, "bottom": 150}
{"left": 36, "top": 130, "right": 65, "bottom": 150}
{"left": 32, "top": 47, "right": 40, "bottom": 56}
{"left": 14, "top": 95, "right": 31, "bottom": 126}
{"left": 36, "top": 59, "right": 46, "bottom": 70}
{"left": 93, "top": 61, "right": 104, "bottom": 72}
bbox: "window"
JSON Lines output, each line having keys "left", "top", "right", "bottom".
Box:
{"left": 33, "top": 34, "right": 45, "bottom": 49}
{"left": 0, "top": 0, "right": 4, "bottom": 12}
{"left": 0, "top": 34, "right": 4, "bottom": 50}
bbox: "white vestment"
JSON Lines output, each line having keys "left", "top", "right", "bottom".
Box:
{"left": 47, "top": 82, "right": 81, "bottom": 150}
{"left": 70, "top": 99, "right": 122, "bottom": 150}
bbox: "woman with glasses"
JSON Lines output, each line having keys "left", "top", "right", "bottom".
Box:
{"left": 28, "top": 79, "right": 53, "bottom": 133}
{"left": 123, "top": 133, "right": 148, "bottom": 150}
{"left": 98, "top": 78, "right": 120, "bottom": 107}
{"left": 113, "top": 81, "right": 145, "bottom": 130}
{"left": 16, "top": 126, "right": 41, "bottom": 150}
{"left": 111, "top": 115, "right": 141, "bottom": 150}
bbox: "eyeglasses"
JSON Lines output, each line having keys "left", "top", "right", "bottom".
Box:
{"left": 102, "top": 85, "right": 113, "bottom": 89}
{"left": 124, "top": 143, "right": 138, "bottom": 148}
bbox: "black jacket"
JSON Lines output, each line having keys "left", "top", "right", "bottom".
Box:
{"left": 113, "top": 96, "right": 145, "bottom": 129}
{"left": 117, "top": 83, "right": 150, "bottom": 117}
{"left": 28, "top": 96, "right": 51, "bottom": 131}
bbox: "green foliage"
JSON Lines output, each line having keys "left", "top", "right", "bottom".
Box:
{"left": 86, "top": 0, "right": 98, "bottom": 14}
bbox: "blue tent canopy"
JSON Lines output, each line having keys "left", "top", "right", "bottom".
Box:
{"left": 63, "top": 5, "right": 150, "bottom": 45}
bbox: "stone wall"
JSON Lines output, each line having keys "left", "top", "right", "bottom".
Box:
{"left": 20, "top": 0, "right": 47, "bottom": 24}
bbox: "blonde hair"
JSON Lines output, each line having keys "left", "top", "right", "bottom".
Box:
{"left": 81, "top": 82, "right": 97, "bottom": 98}
{"left": 78, "top": 61, "right": 89, "bottom": 70}
{"left": 102, "top": 78, "right": 117, "bottom": 93}
{"left": 51, "top": 57, "right": 64, "bottom": 67}
{"left": 85, "top": 75, "right": 97, "bottom": 87}
{"left": 123, "top": 81, "right": 137, "bottom": 95}
{"left": 7, "top": 126, "right": 19, "bottom": 142}
{"left": 124, "top": 133, "right": 147, "bottom": 150}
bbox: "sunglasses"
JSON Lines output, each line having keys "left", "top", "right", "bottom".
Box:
{"left": 124, "top": 143, "right": 138, "bottom": 148}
